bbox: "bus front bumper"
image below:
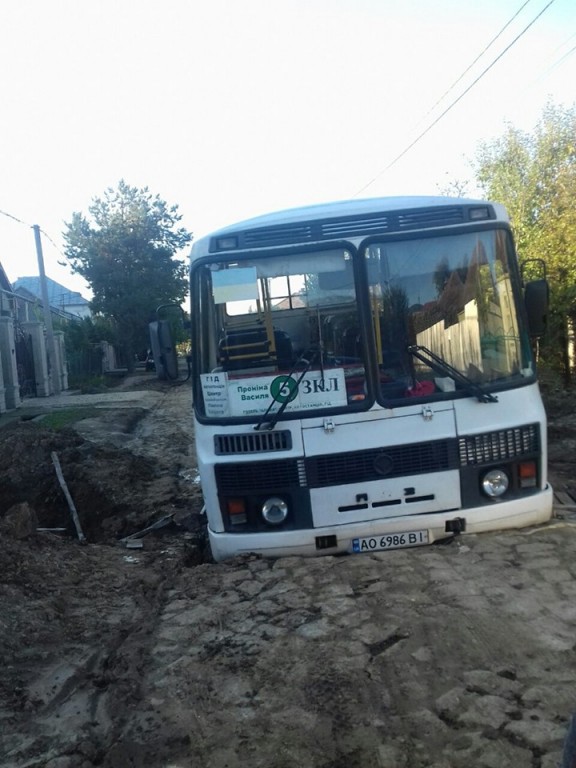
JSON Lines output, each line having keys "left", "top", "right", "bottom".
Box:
{"left": 207, "top": 487, "right": 554, "bottom": 562}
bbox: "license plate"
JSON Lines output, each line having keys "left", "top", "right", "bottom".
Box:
{"left": 352, "top": 530, "right": 429, "bottom": 553}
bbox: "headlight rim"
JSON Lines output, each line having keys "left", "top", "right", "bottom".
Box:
{"left": 481, "top": 467, "right": 510, "bottom": 498}
{"left": 261, "top": 496, "right": 289, "bottom": 525}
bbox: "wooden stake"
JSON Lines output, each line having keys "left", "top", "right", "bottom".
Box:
{"left": 51, "top": 451, "right": 86, "bottom": 543}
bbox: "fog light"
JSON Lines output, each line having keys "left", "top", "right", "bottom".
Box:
{"left": 482, "top": 468, "right": 509, "bottom": 498}
{"left": 262, "top": 497, "right": 288, "bottom": 525}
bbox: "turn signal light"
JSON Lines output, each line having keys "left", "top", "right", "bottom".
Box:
{"left": 518, "top": 461, "right": 537, "bottom": 488}
{"left": 227, "top": 498, "right": 247, "bottom": 524}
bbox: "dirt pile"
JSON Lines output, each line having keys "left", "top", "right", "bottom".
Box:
{"left": 0, "top": 382, "right": 204, "bottom": 542}
{"left": 0, "top": 419, "right": 154, "bottom": 539}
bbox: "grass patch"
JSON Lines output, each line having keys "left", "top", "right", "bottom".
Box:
{"left": 67, "top": 374, "right": 126, "bottom": 393}
{"left": 34, "top": 407, "right": 99, "bottom": 430}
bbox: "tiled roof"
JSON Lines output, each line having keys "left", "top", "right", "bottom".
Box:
{"left": 13, "top": 276, "right": 89, "bottom": 306}
{"left": 0, "top": 262, "right": 12, "bottom": 292}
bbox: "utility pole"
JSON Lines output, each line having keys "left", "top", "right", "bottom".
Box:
{"left": 32, "top": 224, "right": 61, "bottom": 394}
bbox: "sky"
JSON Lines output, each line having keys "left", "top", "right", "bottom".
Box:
{"left": 1, "top": 0, "right": 575, "bottom": 299}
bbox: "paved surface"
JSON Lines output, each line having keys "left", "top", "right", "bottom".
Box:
{"left": 19, "top": 388, "right": 163, "bottom": 411}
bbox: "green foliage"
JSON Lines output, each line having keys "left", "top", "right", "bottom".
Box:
{"left": 35, "top": 407, "right": 98, "bottom": 430}
{"left": 62, "top": 316, "right": 117, "bottom": 352}
{"left": 75, "top": 374, "right": 126, "bottom": 393}
{"left": 475, "top": 104, "right": 576, "bottom": 281}
{"left": 156, "top": 304, "right": 189, "bottom": 349}
{"left": 473, "top": 102, "right": 576, "bottom": 379}
{"left": 63, "top": 181, "right": 192, "bottom": 369}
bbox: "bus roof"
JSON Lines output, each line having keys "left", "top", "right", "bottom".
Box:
{"left": 191, "top": 195, "right": 508, "bottom": 259}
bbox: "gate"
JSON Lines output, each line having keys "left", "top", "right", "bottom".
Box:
{"left": 15, "top": 329, "right": 36, "bottom": 398}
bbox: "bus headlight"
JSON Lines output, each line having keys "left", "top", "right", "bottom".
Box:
{"left": 481, "top": 468, "right": 509, "bottom": 498}
{"left": 262, "top": 497, "right": 289, "bottom": 525}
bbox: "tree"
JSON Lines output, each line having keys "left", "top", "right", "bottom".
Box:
{"left": 63, "top": 181, "right": 192, "bottom": 370}
{"left": 473, "top": 103, "right": 576, "bottom": 383}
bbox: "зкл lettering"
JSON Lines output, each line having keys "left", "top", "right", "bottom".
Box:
{"left": 300, "top": 376, "right": 340, "bottom": 395}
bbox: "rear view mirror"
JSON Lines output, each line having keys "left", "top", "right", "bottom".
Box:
{"left": 524, "top": 279, "right": 549, "bottom": 337}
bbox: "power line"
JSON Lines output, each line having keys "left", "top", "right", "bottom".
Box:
{"left": 540, "top": 36, "right": 576, "bottom": 75}
{"left": 0, "top": 207, "right": 65, "bottom": 258}
{"left": 552, "top": 42, "right": 576, "bottom": 69}
{"left": 39, "top": 227, "right": 66, "bottom": 260}
{"left": 0, "top": 208, "right": 30, "bottom": 227}
{"left": 548, "top": 28, "right": 576, "bottom": 57}
{"left": 418, "top": 0, "right": 534, "bottom": 125}
{"left": 515, "top": 29, "right": 576, "bottom": 95}
{"left": 354, "top": 0, "right": 558, "bottom": 197}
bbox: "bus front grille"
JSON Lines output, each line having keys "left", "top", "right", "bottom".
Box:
{"left": 216, "top": 458, "right": 302, "bottom": 493}
{"left": 214, "top": 430, "right": 292, "bottom": 455}
{"left": 458, "top": 424, "right": 540, "bottom": 466}
{"left": 306, "top": 440, "right": 459, "bottom": 488}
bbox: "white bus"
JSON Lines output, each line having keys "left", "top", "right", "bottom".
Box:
{"left": 189, "top": 196, "right": 553, "bottom": 561}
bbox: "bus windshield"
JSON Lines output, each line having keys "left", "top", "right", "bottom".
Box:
{"left": 194, "top": 248, "right": 368, "bottom": 420}
{"left": 192, "top": 229, "right": 534, "bottom": 421}
{"left": 366, "top": 228, "right": 532, "bottom": 401}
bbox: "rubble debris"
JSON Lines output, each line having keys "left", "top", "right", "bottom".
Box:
{"left": 119, "top": 513, "right": 176, "bottom": 546}
{"left": 0, "top": 501, "right": 38, "bottom": 539}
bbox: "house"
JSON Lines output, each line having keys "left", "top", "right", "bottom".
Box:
{"left": 0, "top": 261, "right": 14, "bottom": 316}
{"left": 0, "top": 263, "right": 70, "bottom": 406}
{"left": 13, "top": 276, "right": 91, "bottom": 319}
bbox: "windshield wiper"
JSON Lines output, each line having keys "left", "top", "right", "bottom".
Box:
{"left": 254, "top": 348, "right": 319, "bottom": 431}
{"left": 407, "top": 345, "right": 498, "bottom": 403}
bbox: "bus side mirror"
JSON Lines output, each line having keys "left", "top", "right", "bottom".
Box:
{"left": 524, "top": 279, "right": 549, "bottom": 337}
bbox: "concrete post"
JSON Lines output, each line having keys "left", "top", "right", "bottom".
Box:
{"left": 22, "top": 322, "right": 50, "bottom": 397}
{"left": 0, "top": 316, "right": 21, "bottom": 409}
{"left": 101, "top": 341, "right": 116, "bottom": 372}
{"left": 0, "top": 349, "right": 6, "bottom": 413}
{"left": 54, "top": 331, "right": 68, "bottom": 391}
{"left": 33, "top": 225, "right": 60, "bottom": 394}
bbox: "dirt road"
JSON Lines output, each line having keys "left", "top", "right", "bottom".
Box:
{"left": 1, "top": 375, "right": 575, "bottom": 767}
